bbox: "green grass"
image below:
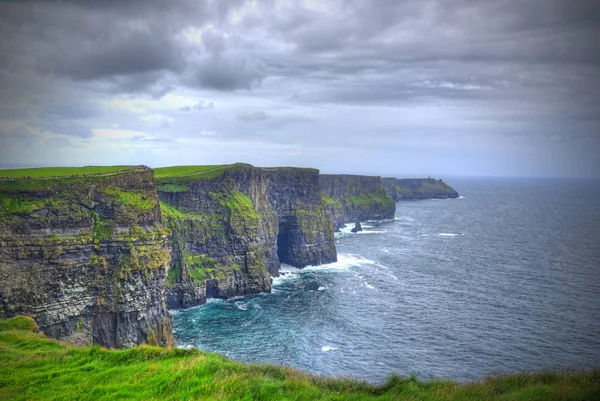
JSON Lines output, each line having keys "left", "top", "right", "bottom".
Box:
{"left": 348, "top": 192, "right": 394, "bottom": 208}
{"left": 0, "top": 166, "right": 134, "bottom": 178}
{"left": 153, "top": 165, "right": 224, "bottom": 178}
{"left": 103, "top": 187, "right": 156, "bottom": 211}
{"left": 90, "top": 211, "right": 113, "bottom": 242}
{"left": 154, "top": 163, "right": 253, "bottom": 183}
{"left": 220, "top": 190, "right": 258, "bottom": 219}
{"left": 321, "top": 194, "right": 342, "bottom": 207}
{"left": 0, "top": 194, "right": 43, "bottom": 214}
{"left": 159, "top": 202, "right": 188, "bottom": 220}
{"left": 1, "top": 317, "right": 599, "bottom": 400}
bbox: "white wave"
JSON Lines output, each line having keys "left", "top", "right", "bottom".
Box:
{"left": 382, "top": 248, "right": 389, "bottom": 253}
{"left": 235, "top": 301, "right": 248, "bottom": 311}
{"left": 206, "top": 298, "right": 225, "bottom": 304}
{"left": 364, "top": 282, "right": 375, "bottom": 290}
{"left": 178, "top": 344, "right": 195, "bottom": 350}
{"left": 318, "top": 286, "right": 326, "bottom": 291}
{"left": 299, "top": 253, "right": 376, "bottom": 273}
{"left": 321, "top": 345, "right": 337, "bottom": 352}
{"left": 438, "top": 233, "right": 462, "bottom": 237}
{"left": 458, "top": 196, "right": 466, "bottom": 199}
{"left": 272, "top": 265, "right": 303, "bottom": 285}
{"left": 357, "top": 230, "right": 387, "bottom": 234}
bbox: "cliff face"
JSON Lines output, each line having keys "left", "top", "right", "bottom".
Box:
{"left": 0, "top": 165, "right": 408, "bottom": 346}
{"left": 157, "top": 165, "right": 336, "bottom": 309}
{"left": 0, "top": 171, "right": 174, "bottom": 348}
{"left": 382, "top": 177, "right": 459, "bottom": 200}
{"left": 319, "top": 174, "right": 396, "bottom": 230}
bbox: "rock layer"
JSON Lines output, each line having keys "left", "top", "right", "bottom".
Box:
{"left": 381, "top": 177, "right": 459, "bottom": 200}
{"left": 0, "top": 171, "right": 174, "bottom": 348}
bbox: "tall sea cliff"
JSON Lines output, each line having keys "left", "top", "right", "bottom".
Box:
{"left": 0, "top": 169, "right": 174, "bottom": 348}
{"left": 1, "top": 164, "right": 402, "bottom": 348}
{"left": 157, "top": 164, "right": 337, "bottom": 309}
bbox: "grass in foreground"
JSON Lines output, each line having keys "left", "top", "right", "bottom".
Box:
{"left": 0, "top": 166, "right": 134, "bottom": 178}
{"left": 0, "top": 317, "right": 598, "bottom": 401}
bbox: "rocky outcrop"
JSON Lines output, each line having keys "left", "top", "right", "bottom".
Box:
{"left": 351, "top": 222, "right": 363, "bottom": 233}
{"left": 157, "top": 165, "right": 337, "bottom": 309}
{"left": 319, "top": 174, "right": 395, "bottom": 230}
{"left": 382, "top": 177, "right": 459, "bottom": 200}
{"left": 0, "top": 171, "right": 174, "bottom": 348}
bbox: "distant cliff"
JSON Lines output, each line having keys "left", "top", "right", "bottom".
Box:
{"left": 156, "top": 164, "right": 336, "bottom": 309}
{"left": 382, "top": 177, "right": 459, "bottom": 201}
{"left": 319, "top": 174, "right": 396, "bottom": 230}
{"left": 0, "top": 170, "right": 174, "bottom": 348}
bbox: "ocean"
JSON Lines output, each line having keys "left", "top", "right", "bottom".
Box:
{"left": 171, "top": 177, "right": 600, "bottom": 383}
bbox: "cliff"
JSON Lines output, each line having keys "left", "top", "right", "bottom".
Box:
{"left": 0, "top": 169, "right": 174, "bottom": 348}
{"left": 319, "top": 174, "right": 396, "bottom": 230}
{"left": 156, "top": 164, "right": 337, "bottom": 309}
{"left": 382, "top": 177, "right": 459, "bottom": 201}
{"left": 0, "top": 164, "right": 403, "bottom": 347}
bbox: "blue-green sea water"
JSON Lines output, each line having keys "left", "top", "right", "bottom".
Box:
{"left": 172, "top": 177, "right": 600, "bottom": 383}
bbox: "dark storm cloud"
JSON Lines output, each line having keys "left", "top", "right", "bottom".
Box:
{"left": 1, "top": 0, "right": 599, "bottom": 176}
{"left": 0, "top": 0, "right": 263, "bottom": 92}
{"left": 1, "top": 0, "right": 598, "bottom": 97}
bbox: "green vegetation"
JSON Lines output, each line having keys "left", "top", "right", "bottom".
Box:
{"left": 348, "top": 192, "right": 394, "bottom": 209}
{"left": 321, "top": 194, "right": 342, "bottom": 207}
{"left": 158, "top": 184, "right": 190, "bottom": 193}
{"left": 117, "top": 245, "right": 171, "bottom": 278}
{"left": 1, "top": 317, "right": 599, "bottom": 400}
{"left": 217, "top": 190, "right": 258, "bottom": 220}
{"left": 0, "top": 166, "right": 133, "bottom": 179}
{"left": 154, "top": 163, "right": 253, "bottom": 183}
{"left": 166, "top": 267, "right": 179, "bottom": 287}
{"left": 0, "top": 194, "right": 42, "bottom": 214}
{"left": 103, "top": 186, "right": 156, "bottom": 211}
{"left": 90, "top": 211, "right": 113, "bottom": 242}
{"left": 184, "top": 252, "right": 222, "bottom": 283}
{"left": 153, "top": 165, "right": 223, "bottom": 178}
{"left": 159, "top": 201, "right": 188, "bottom": 220}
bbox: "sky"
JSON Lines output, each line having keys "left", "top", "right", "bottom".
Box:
{"left": 0, "top": 0, "right": 598, "bottom": 178}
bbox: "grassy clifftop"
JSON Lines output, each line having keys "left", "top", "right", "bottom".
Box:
{"left": 1, "top": 317, "right": 598, "bottom": 401}
{"left": 0, "top": 166, "right": 137, "bottom": 179}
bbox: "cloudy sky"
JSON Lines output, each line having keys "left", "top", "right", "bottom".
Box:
{"left": 0, "top": 0, "right": 598, "bottom": 178}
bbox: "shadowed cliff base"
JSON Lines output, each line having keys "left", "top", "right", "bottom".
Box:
{"left": 1, "top": 316, "right": 599, "bottom": 401}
